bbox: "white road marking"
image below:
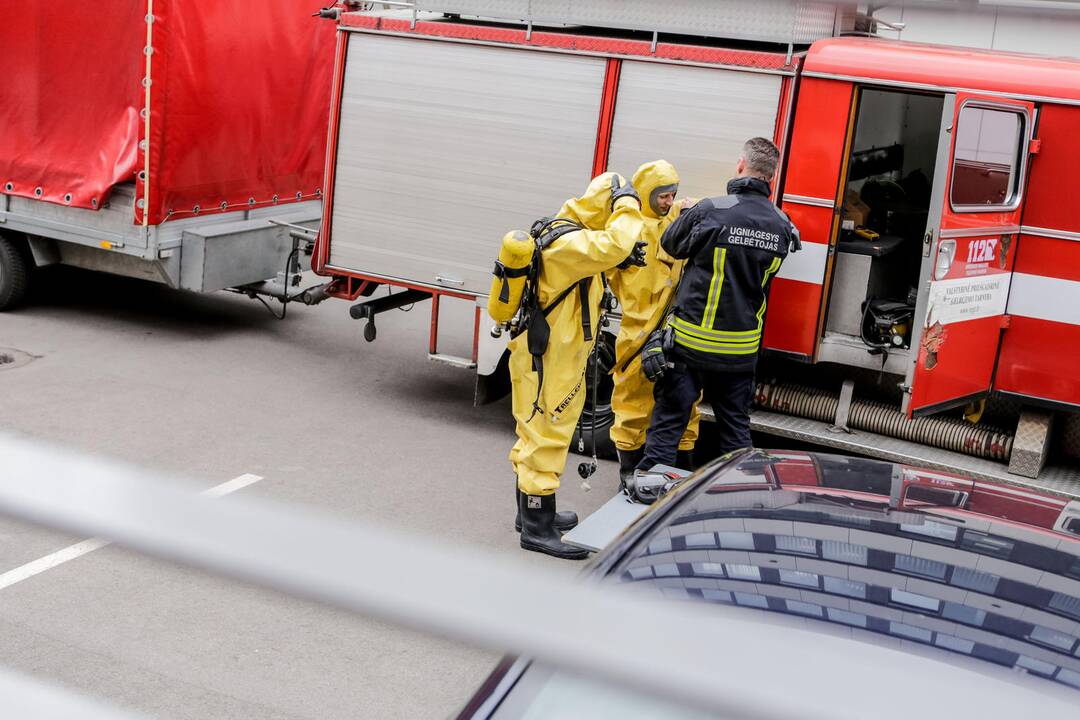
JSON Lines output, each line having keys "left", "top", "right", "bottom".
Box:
{"left": 0, "top": 538, "right": 111, "bottom": 591}
{"left": 198, "top": 473, "right": 264, "bottom": 499}
{"left": 0, "top": 473, "right": 263, "bottom": 591}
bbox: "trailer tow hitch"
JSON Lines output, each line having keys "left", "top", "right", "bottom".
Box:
{"left": 232, "top": 220, "right": 330, "bottom": 317}
{"left": 349, "top": 289, "right": 432, "bottom": 342}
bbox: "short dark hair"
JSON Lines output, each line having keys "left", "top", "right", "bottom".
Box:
{"left": 742, "top": 137, "right": 780, "bottom": 179}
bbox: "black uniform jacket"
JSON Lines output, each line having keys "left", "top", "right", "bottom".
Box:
{"left": 660, "top": 176, "right": 798, "bottom": 373}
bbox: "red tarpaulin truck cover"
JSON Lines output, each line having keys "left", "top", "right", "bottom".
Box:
{"left": 0, "top": 1, "right": 334, "bottom": 225}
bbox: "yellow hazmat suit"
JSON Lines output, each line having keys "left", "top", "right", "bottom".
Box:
{"left": 608, "top": 160, "right": 701, "bottom": 454}
{"left": 508, "top": 174, "right": 644, "bottom": 496}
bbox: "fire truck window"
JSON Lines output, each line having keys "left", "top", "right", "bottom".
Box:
{"left": 951, "top": 106, "right": 1024, "bottom": 208}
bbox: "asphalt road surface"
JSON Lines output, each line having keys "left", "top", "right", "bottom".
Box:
{"left": 0, "top": 267, "right": 620, "bottom": 719}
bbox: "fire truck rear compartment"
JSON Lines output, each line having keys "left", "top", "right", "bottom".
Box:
{"left": 822, "top": 88, "right": 945, "bottom": 372}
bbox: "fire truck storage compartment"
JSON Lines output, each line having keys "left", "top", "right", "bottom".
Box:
{"left": 326, "top": 32, "right": 785, "bottom": 297}
{"left": 605, "top": 61, "right": 782, "bottom": 202}
{"left": 328, "top": 34, "right": 605, "bottom": 296}
{"left": 824, "top": 88, "right": 945, "bottom": 366}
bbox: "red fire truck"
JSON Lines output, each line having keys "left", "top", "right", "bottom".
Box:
{"left": 312, "top": 5, "right": 1080, "bottom": 493}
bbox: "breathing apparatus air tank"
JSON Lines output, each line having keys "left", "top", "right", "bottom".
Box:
{"left": 488, "top": 230, "right": 535, "bottom": 324}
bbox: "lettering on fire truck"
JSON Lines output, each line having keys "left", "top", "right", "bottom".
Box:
{"left": 967, "top": 238, "right": 998, "bottom": 264}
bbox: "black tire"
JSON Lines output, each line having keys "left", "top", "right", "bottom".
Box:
{"left": 0, "top": 235, "right": 30, "bottom": 311}
{"left": 571, "top": 333, "right": 617, "bottom": 461}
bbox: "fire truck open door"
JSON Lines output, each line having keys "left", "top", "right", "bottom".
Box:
{"left": 904, "top": 93, "right": 1035, "bottom": 417}
{"left": 767, "top": 79, "right": 857, "bottom": 359}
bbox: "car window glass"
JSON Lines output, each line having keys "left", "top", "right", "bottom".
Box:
{"left": 951, "top": 106, "right": 1023, "bottom": 208}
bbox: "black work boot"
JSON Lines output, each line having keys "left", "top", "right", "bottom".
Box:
{"left": 616, "top": 447, "right": 645, "bottom": 485}
{"left": 519, "top": 492, "right": 589, "bottom": 560}
{"left": 675, "top": 449, "right": 695, "bottom": 472}
{"left": 515, "top": 486, "right": 578, "bottom": 532}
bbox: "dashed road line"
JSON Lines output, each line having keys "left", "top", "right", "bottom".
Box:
{"left": 0, "top": 473, "right": 264, "bottom": 591}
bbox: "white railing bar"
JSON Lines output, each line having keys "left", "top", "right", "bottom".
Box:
{"left": 0, "top": 666, "right": 149, "bottom": 720}
{"left": 0, "top": 433, "right": 1074, "bottom": 720}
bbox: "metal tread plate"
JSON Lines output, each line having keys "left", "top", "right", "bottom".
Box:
{"left": 562, "top": 491, "right": 649, "bottom": 552}
{"left": 428, "top": 353, "right": 477, "bottom": 369}
{"left": 744, "top": 408, "right": 1080, "bottom": 499}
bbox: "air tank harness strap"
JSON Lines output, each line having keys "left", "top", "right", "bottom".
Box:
{"left": 492, "top": 262, "right": 530, "bottom": 305}
{"left": 579, "top": 281, "right": 593, "bottom": 343}
{"left": 524, "top": 276, "right": 593, "bottom": 422}
{"left": 528, "top": 215, "right": 592, "bottom": 344}
{"left": 510, "top": 216, "right": 591, "bottom": 422}
{"left": 531, "top": 216, "right": 582, "bottom": 250}
{"left": 493, "top": 218, "right": 581, "bottom": 308}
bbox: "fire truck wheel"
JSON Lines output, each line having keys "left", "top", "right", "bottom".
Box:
{"left": 0, "top": 234, "right": 31, "bottom": 311}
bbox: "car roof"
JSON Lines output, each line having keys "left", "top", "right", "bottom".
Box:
{"left": 600, "top": 450, "right": 1080, "bottom": 695}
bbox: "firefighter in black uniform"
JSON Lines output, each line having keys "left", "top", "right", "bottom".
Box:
{"left": 632, "top": 138, "right": 799, "bottom": 491}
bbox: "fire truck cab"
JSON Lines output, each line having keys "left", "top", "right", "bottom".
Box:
{"left": 777, "top": 39, "right": 1078, "bottom": 423}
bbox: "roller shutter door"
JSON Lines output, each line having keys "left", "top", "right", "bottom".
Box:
{"left": 329, "top": 35, "right": 606, "bottom": 295}
{"left": 606, "top": 62, "right": 783, "bottom": 201}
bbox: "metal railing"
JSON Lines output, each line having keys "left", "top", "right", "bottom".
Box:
{"left": 1, "top": 432, "right": 1076, "bottom": 719}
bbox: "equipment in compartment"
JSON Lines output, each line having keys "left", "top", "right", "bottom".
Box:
{"left": 860, "top": 295, "right": 915, "bottom": 350}
{"left": 826, "top": 234, "right": 910, "bottom": 343}
{"left": 826, "top": 89, "right": 943, "bottom": 359}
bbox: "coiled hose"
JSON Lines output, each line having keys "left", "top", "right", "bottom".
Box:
{"left": 754, "top": 382, "right": 1013, "bottom": 462}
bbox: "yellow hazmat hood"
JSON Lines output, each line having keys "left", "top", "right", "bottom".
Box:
{"left": 632, "top": 160, "right": 680, "bottom": 219}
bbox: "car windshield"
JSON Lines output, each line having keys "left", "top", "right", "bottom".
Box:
{"left": 609, "top": 451, "right": 1080, "bottom": 693}
{"left": 486, "top": 451, "right": 1080, "bottom": 716}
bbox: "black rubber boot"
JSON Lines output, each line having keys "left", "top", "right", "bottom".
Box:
{"left": 515, "top": 486, "right": 578, "bottom": 532}
{"left": 675, "top": 449, "right": 695, "bottom": 472}
{"left": 616, "top": 447, "right": 645, "bottom": 484}
{"left": 519, "top": 492, "right": 589, "bottom": 560}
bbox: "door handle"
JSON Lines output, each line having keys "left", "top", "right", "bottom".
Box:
{"left": 922, "top": 229, "right": 934, "bottom": 258}
{"left": 435, "top": 275, "right": 464, "bottom": 286}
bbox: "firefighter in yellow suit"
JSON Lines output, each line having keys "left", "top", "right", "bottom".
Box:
{"left": 508, "top": 173, "right": 645, "bottom": 560}
{"left": 608, "top": 160, "right": 701, "bottom": 482}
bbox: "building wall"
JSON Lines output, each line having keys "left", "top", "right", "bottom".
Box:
{"left": 873, "top": 5, "right": 1080, "bottom": 59}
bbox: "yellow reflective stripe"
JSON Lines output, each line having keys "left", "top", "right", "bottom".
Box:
{"left": 673, "top": 326, "right": 758, "bottom": 347}
{"left": 761, "top": 256, "right": 781, "bottom": 289}
{"left": 701, "top": 247, "right": 726, "bottom": 329}
{"left": 674, "top": 254, "right": 780, "bottom": 357}
{"left": 674, "top": 331, "right": 760, "bottom": 355}
{"left": 754, "top": 257, "right": 783, "bottom": 330}
{"left": 671, "top": 316, "right": 760, "bottom": 340}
